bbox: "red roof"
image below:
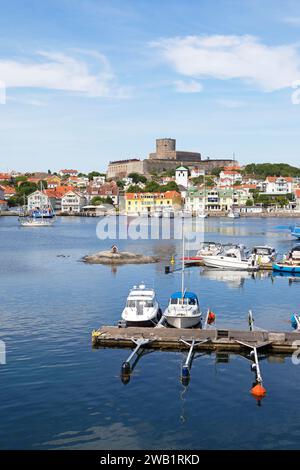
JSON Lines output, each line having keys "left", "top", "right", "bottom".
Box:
{"left": 295, "top": 189, "right": 300, "bottom": 198}
{"left": 0, "top": 173, "right": 11, "bottom": 180}
{"left": 266, "top": 176, "right": 293, "bottom": 182}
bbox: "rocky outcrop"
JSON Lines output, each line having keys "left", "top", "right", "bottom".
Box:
{"left": 82, "top": 250, "right": 159, "bottom": 265}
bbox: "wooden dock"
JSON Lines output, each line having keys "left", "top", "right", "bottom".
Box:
{"left": 92, "top": 326, "right": 300, "bottom": 354}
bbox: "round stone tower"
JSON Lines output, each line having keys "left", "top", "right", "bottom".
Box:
{"left": 155, "top": 138, "right": 176, "bottom": 159}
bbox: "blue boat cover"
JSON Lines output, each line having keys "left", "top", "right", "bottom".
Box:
{"left": 170, "top": 291, "right": 198, "bottom": 300}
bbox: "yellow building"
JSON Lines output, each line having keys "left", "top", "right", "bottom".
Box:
{"left": 125, "top": 191, "right": 182, "bottom": 214}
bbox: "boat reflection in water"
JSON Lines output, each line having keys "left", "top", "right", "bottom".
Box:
{"left": 200, "top": 268, "right": 271, "bottom": 289}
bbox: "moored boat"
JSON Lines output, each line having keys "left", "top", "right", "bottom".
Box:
{"left": 252, "top": 245, "right": 277, "bottom": 264}
{"left": 121, "top": 283, "right": 161, "bottom": 327}
{"left": 163, "top": 291, "right": 202, "bottom": 329}
{"left": 202, "top": 244, "right": 259, "bottom": 271}
{"left": 273, "top": 246, "right": 300, "bottom": 273}
{"left": 183, "top": 241, "right": 222, "bottom": 264}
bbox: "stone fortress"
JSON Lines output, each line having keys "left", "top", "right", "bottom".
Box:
{"left": 107, "top": 138, "right": 235, "bottom": 179}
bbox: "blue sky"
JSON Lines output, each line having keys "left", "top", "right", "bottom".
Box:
{"left": 1, "top": 0, "right": 300, "bottom": 172}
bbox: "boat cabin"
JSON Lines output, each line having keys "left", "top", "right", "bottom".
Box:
{"left": 169, "top": 291, "right": 199, "bottom": 306}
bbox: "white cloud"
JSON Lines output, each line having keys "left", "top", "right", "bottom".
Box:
{"left": 0, "top": 50, "right": 129, "bottom": 98}
{"left": 152, "top": 35, "right": 300, "bottom": 91}
{"left": 173, "top": 79, "right": 203, "bottom": 93}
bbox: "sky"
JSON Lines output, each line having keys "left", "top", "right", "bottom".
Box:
{"left": 1, "top": 0, "right": 300, "bottom": 172}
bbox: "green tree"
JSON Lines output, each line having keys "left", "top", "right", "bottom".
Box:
{"left": 128, "top": 173, "right": 147, "bottom": 184}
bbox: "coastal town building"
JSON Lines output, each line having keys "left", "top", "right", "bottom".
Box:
{"left": 27, "top": 190, "right": 52, "bottom": 212}
{"left": 0, "top": 200, "right": 8, "bottom": 211}
{"left": 295, "top": 189, "right": 300, "bottom": 211}
{"left": 185, "top": 187, "right": 252, "bottom": 213}
{"left": 107, "top": 138, "right": 235, "bottom": 179}
{"left": 175, "top": 166, "right": 189, "bottom": 189}
{"left": 0, "top": 185, "right": 15, "bottom": 200}
{"left": 125, "top": 191, "right": 181, "bottom": 215}
{"left": 45, "top": 175, "right": 62, "bottom": 188}
{"left": 261, "top": 176, "right": 293, "bottom": 195}
{"left": 61, "top": 190, "right": 87, "bottom": 213}
{"left": 59, "top": 169, "right": 79, "bottom": 177}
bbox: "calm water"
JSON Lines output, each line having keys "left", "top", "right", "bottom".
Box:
{"left": 1, "top": 215, "right": 300, "bottom": 450}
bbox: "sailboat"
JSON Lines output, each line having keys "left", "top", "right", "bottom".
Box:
{"left": 19, "top": 182, "right": 55, "bottom": 227}
{"left": 197, "top": 171, "right": 207, "bottom": 218}
{"left": 227, "top": 154, "right": 240, "bottom": 219}
{"left": 163, "top": 224, "right": 202, "bottom": 328}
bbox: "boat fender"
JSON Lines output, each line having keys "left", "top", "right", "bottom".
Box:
{"left": 207, "top": 311, "right": 216, "bottom": 324}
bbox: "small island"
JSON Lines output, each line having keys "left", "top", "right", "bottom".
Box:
{"left": 82, "top": 245, "right": 159, "bottom": 265}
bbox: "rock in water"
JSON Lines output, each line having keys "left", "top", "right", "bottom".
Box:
{"left": 82, "top": 250, "right": 159, "bottom": 265}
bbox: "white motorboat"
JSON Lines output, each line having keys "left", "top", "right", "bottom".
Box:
{"left": 197, "top": 212, "right": 207, "bottom": 218}
{"left": 121, "top": 283, "right": 161, "bottom": 327}
{"left": 252, "top": 245, "right": 277, "bottom": 264}
{"left": 183, "top": 242, "right": 223, "bottom": 264}
{"left": 163, "top": 291, "right": 202, "bottom": 329}
{"left": 202, "top": 244, "right": 259, "bottom": 271}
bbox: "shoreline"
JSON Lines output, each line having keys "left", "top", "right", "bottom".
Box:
{"left": 1, "top": 211, "right": 299, "bottom": 218}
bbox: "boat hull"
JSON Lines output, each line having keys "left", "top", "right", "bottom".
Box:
{"left": 122, "top": 309, "right": 162, "bottom": 327}
{"left": 164, "top": 314, "right": 201, "bottom": 329}
{"left": 202, "top": 256, "right": 258, "bottom": 271}
{"left": 273, "top": 263, "right": 300, "bottom": 274}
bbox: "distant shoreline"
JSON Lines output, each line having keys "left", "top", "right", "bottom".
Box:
{"left": 1, "top": 211, "right": 299, "bottom": 219}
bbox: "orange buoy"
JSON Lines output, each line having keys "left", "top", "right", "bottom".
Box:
{"left": 251, "top": 384, "right": 266, "bottom": 398}
{"left": 207, "top": 311, "right": 216, "bottom": 324}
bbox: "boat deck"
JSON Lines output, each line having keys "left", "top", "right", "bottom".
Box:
{"left": 92, "top": 326, "right": 300, "bottom": 353}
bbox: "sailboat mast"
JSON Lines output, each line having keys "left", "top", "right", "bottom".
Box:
{"left": 181, "top": 219, "right": 185, "bottom": 297}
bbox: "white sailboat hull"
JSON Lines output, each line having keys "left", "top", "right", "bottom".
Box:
{"left": 163, "top": 311, "right": 201, "bottom": 329}
{"left": 19, "top": 219, "right": 54, "bottom": 227}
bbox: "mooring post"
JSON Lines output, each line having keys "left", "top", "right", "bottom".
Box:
{"left": 121, "top": 338, "right": 151, "bottom": 375}
{"left": 250, "top": 347, "right": 262, "bottom": 383}
{"left": 180, "top": 338, "right": 209, "bottom": 380}
{"left": 248, "top": 310, "right": 254, "bottom": 331}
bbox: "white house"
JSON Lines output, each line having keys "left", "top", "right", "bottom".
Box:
{"left": 0, "top": 199, "right": 8, "bottom": 211}
{"left": 262, "top": 176, "right": 293, "bottom": 195}
{"left": 0, "top": 186, "right": 4, "bottom": 201}
{"left": 59, "top": 169, "right": 78, "bottom": 177}
{"left": 295, "top": 189, "right": 300, "bottom": 211}
{"left": 190, "top": 167, "right": 205, "bottom": 178}
{"left": 219, "top": 170, "right": 242, "bottom": 185}
{"left": 175, "top": 166, "right": 189, "bottom": 189}
{"left": 27, "top": 190, "right": 51, "bottom": 211}
{"left": 61, "top": 191, "right": 87, "bottom": 213}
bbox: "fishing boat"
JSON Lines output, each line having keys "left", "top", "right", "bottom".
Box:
{"left": 202, "top": 244, "right": 259, "bottom": 271}
{"left": 252, "top": 246, "right": 277, "bottom": 264}
{"left": 273, "top": 246, "right": 300, "bottom": 273}
{"left": 163, "top": 226, "right": 202, "bottom": 328}
{"left": 121, "top": 283, "right": 161, "bottom": 327}
{"left": 183, "top": 242, "right": 223, "bottom": 264}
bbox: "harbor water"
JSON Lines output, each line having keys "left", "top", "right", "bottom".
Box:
{"left": 1, "top": 216, "right": 300, "bottom": 449}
